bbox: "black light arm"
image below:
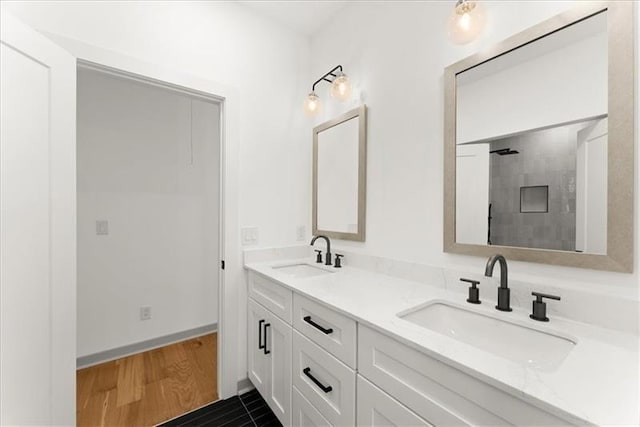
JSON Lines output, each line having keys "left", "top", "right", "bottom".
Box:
{"left": 312, "top": 65, "right": 343, "bottom": 92}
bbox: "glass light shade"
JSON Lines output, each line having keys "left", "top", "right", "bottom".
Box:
{"left": 330, "top": 72, "right": 352, "bottom": 101}
{"left": 447, "top": 0, "right": 486, "bottom": 45}
{"left": 304, "top": 92, "right": 322, "bottom": 116}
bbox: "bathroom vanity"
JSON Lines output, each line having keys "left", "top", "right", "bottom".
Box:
{"left": 244, "top": 3, "right": 638, "bottom": 426}
{"left": 245, "top": 257, "right": 638, "bottom": 426}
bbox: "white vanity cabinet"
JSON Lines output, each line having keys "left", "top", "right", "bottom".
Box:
{"left": 357, "top": 375, "right": 432, "bottom": 427}
{"left": 292, "top": 386, "right": 332, "bottom": 426}
{"left": 358, "top": 325, "right": 578, "bottom": 426}
{"left": 247, "top": 269, "right": 582, "bottom": 427}
{"left": 292, "top": 330, "right": 356, "bottom": 425}
{"left": 293, "top": 293, "right": 357, "bottom": 368}
{"left": 248, "top": 273, "right": 293, "bottom": 426}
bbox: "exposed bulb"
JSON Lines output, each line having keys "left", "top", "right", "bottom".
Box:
{"left": 330, "top": 71, "right": 352, "bottom": 101}
{"left": 303, "top": 91, "right": 322, "bottom": 116}
{"left": 447, "top": 0, "right": 486, "bottom": 45}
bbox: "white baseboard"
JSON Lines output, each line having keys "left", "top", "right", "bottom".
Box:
{"left": 76, "top": 323, "right": 217, "bottom": 369}
{"left": 237, "top": 377, "right": 254, "bottom": 395}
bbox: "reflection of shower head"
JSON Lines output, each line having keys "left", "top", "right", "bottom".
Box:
{"left": 490, "top": 148, "right": 519, "bottom": 156}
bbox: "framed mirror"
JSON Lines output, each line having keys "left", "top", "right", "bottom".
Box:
{"left": 313, "top": 105, "right": 367, "bottom": 241}
{"left": 444, "top": 2, "right": 634, "bottom": 272}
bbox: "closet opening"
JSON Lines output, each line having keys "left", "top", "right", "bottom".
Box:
{"left": 75, "top": 63, "right": 223, "bottom": 425}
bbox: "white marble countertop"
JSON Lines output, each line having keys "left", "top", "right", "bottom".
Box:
{"left": 245, "top": 258, "right": 639, "bottom": 426}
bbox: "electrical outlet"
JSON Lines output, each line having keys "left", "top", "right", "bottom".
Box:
{"left": 296, "top": 225, "right": 306, "bottom": 241}
{"left": 140, "top": 306, "right": 151, "bottom": 321}
{"left": 96, "top": 220, "right": 109, "bottom": 235}
{"left": 241, "top": 227, "right": 259, "bottom": 246}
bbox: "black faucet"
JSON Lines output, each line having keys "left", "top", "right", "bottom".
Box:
{"left": 484, "top": 254, "right": 512, "bottom": 312}
{"left": 310, "top": 235, "right": 332, "bottom": 266}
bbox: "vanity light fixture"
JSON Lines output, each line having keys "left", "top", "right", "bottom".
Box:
{"left": 304, "top": 65, "right": 352, "bottom": 116}
{"left": 447, "top": 0, "right": 486, "bottom": 45}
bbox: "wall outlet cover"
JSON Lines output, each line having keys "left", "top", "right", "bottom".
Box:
{"left": 140, "top": 306, "right": 152, "bottom": 321}
{"left": 96, "top": 220, "right": 109, "bottom": 235}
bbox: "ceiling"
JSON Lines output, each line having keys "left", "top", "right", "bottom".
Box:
{"left": 238, "top": 1, "right": 350, "bottom": 37}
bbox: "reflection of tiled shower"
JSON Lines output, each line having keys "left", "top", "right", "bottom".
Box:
{"left": 487, "top": 123, "right": 590, "bottom": 251}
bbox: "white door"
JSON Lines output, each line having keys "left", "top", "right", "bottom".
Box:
{"left": 248, "top": 299, "right": 270, "bottom": 396}
{"left": 266, "top": 311, "right": 292, "bottom": 426}
{"left": 576, "top": 118, "right": 608, "bottom": 254}
{"left": 0, "top": 12, "right": 76, "bottom": 426}
{"left": 356, "top": 375, "right": 432, "bottom": 427}
{"left": 456, "top": 143, "right": 490, "bottom": 245}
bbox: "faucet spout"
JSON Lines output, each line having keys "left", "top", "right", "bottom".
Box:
{"left": 485, "top": 254, "right": 512, "bottom": 312}
{"left": 310, "top": 235, "right": 332, "bottom": 266}
{"left": 485, "top": 254, "right": 508, "bottom": 288}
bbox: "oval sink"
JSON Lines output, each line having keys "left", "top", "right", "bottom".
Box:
{"left": 272, "top": 263, "right": 334, "bottom": 278}
{"left": 397, "top": 301, "right": 576, "bottom": 372}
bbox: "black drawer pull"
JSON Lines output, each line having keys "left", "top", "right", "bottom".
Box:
{"left": 263, "top": 323, "right": 271, "bottom": 355}
{"left": 303, "top": 316, "right": 333, "bottom": 335}
{"left": 258, "top": 319, "right": 265, "bottom": 350}
{"left": 303, "top": 367, "right": 332, "bottom": 393}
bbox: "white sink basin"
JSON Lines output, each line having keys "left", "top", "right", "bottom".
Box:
{"left": 398, "top": 301, "right": 576, "bottom": 372}
{"left": 272, "top": 263, "right": 334, "bottom": 278}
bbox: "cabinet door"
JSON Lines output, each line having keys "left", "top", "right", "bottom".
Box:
{"left": 248, "top": 299, "right": 270, "bottom": 396}
{"left": 265, "top": 311, "right": 292, "bottom": 426}
{"left": 357, "top": 375, "right": 432, "bottom": 427}
{"left": 292, "top": 386, "right": 332, "bottom": 427}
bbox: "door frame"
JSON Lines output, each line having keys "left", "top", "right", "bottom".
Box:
{"left": 59, "top": 35, "right": 241, "bottom": 400}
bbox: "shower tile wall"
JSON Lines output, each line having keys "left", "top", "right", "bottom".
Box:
{"left": 488, "top": 124, "right": 586, "bottom": 251}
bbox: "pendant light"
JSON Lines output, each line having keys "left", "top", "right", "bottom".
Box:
{"left": 448, "top": 0, "right": 486, "bottom": 45}
{"left": 304, "top": 65, "right": 352, "bottom": 116}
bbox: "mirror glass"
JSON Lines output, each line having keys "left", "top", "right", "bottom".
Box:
{"left": 455, "top": 11, "right": 608, "bottom": 254}
{"left": 313, "top": 106, "right": 366, "bottom": 241}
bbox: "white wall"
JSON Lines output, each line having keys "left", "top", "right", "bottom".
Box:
{"left": 457, "top": 27, "right": 607, "bottom": 143}
{"left": 77, "top": 68, "right": 219, "bottom": 357}
{"left": 310, "top": 1, "right": 639, "bottom": 301}
{"left": 1, "top": 0, "right": 311, "bottom": 381}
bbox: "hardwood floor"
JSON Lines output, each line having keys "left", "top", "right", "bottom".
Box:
{"left": 77, "top": 333, "right": 218, "bottom": 427}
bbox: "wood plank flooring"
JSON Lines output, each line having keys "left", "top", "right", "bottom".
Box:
{"left": 77, "top": 333, "right": 218, "bottom": 427}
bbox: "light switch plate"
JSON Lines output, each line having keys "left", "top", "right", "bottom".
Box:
{"left": 241, "top": 226, "right": 259, "bottom": 246}
{"left": 296, "top": 225, "right": 306, "bottom": 241}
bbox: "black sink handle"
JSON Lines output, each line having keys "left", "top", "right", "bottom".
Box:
{"left": 303, "top": 367, "right": 333, "bottom": 393}
{"left": 303, "top": 316, "right": 333, "bottom": 334}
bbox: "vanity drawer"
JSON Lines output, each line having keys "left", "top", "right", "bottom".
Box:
{"left": 293, "top": 330, "right": 356, "bottom": 426}
{"left": 292, "top": 386, "right": 332, "bottom": 426}
{"left": 248, "top": 271, "right": 292, "bottom": 323}
{"left": 358, "top": 325, "right": 576, "bottom": 426}
{"left": 357, "top": 374, "right": 432, "bottom": 427}
{"left": 293, "top": 293, "right": 357, "bottom": 368}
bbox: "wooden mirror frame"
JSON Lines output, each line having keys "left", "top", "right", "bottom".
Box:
{"left": 313, "top": 105, "right": 367, "bottom": 242}
{"left": 443, "top": 2, "right": 634, "bottom": 272}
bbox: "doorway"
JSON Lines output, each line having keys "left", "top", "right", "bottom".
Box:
{"left": 75, "top": 64, "right": 223, "bottom": 425}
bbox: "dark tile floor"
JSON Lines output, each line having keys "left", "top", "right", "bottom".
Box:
{"left": 160, "top": 389, "right": 282, "bottom": 427}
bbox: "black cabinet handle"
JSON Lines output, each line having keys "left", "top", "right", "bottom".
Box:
{"left": 303, "top": 316, "right": 333, "bottom": 335}
{"left": 258, "top": 319, "right": 265, "bottom": 350}
{"left": 263, "top": 323, "right": 271, "bottom": 355}
{"left": 303, "top": 367, "right": 332, "bottom": 393}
